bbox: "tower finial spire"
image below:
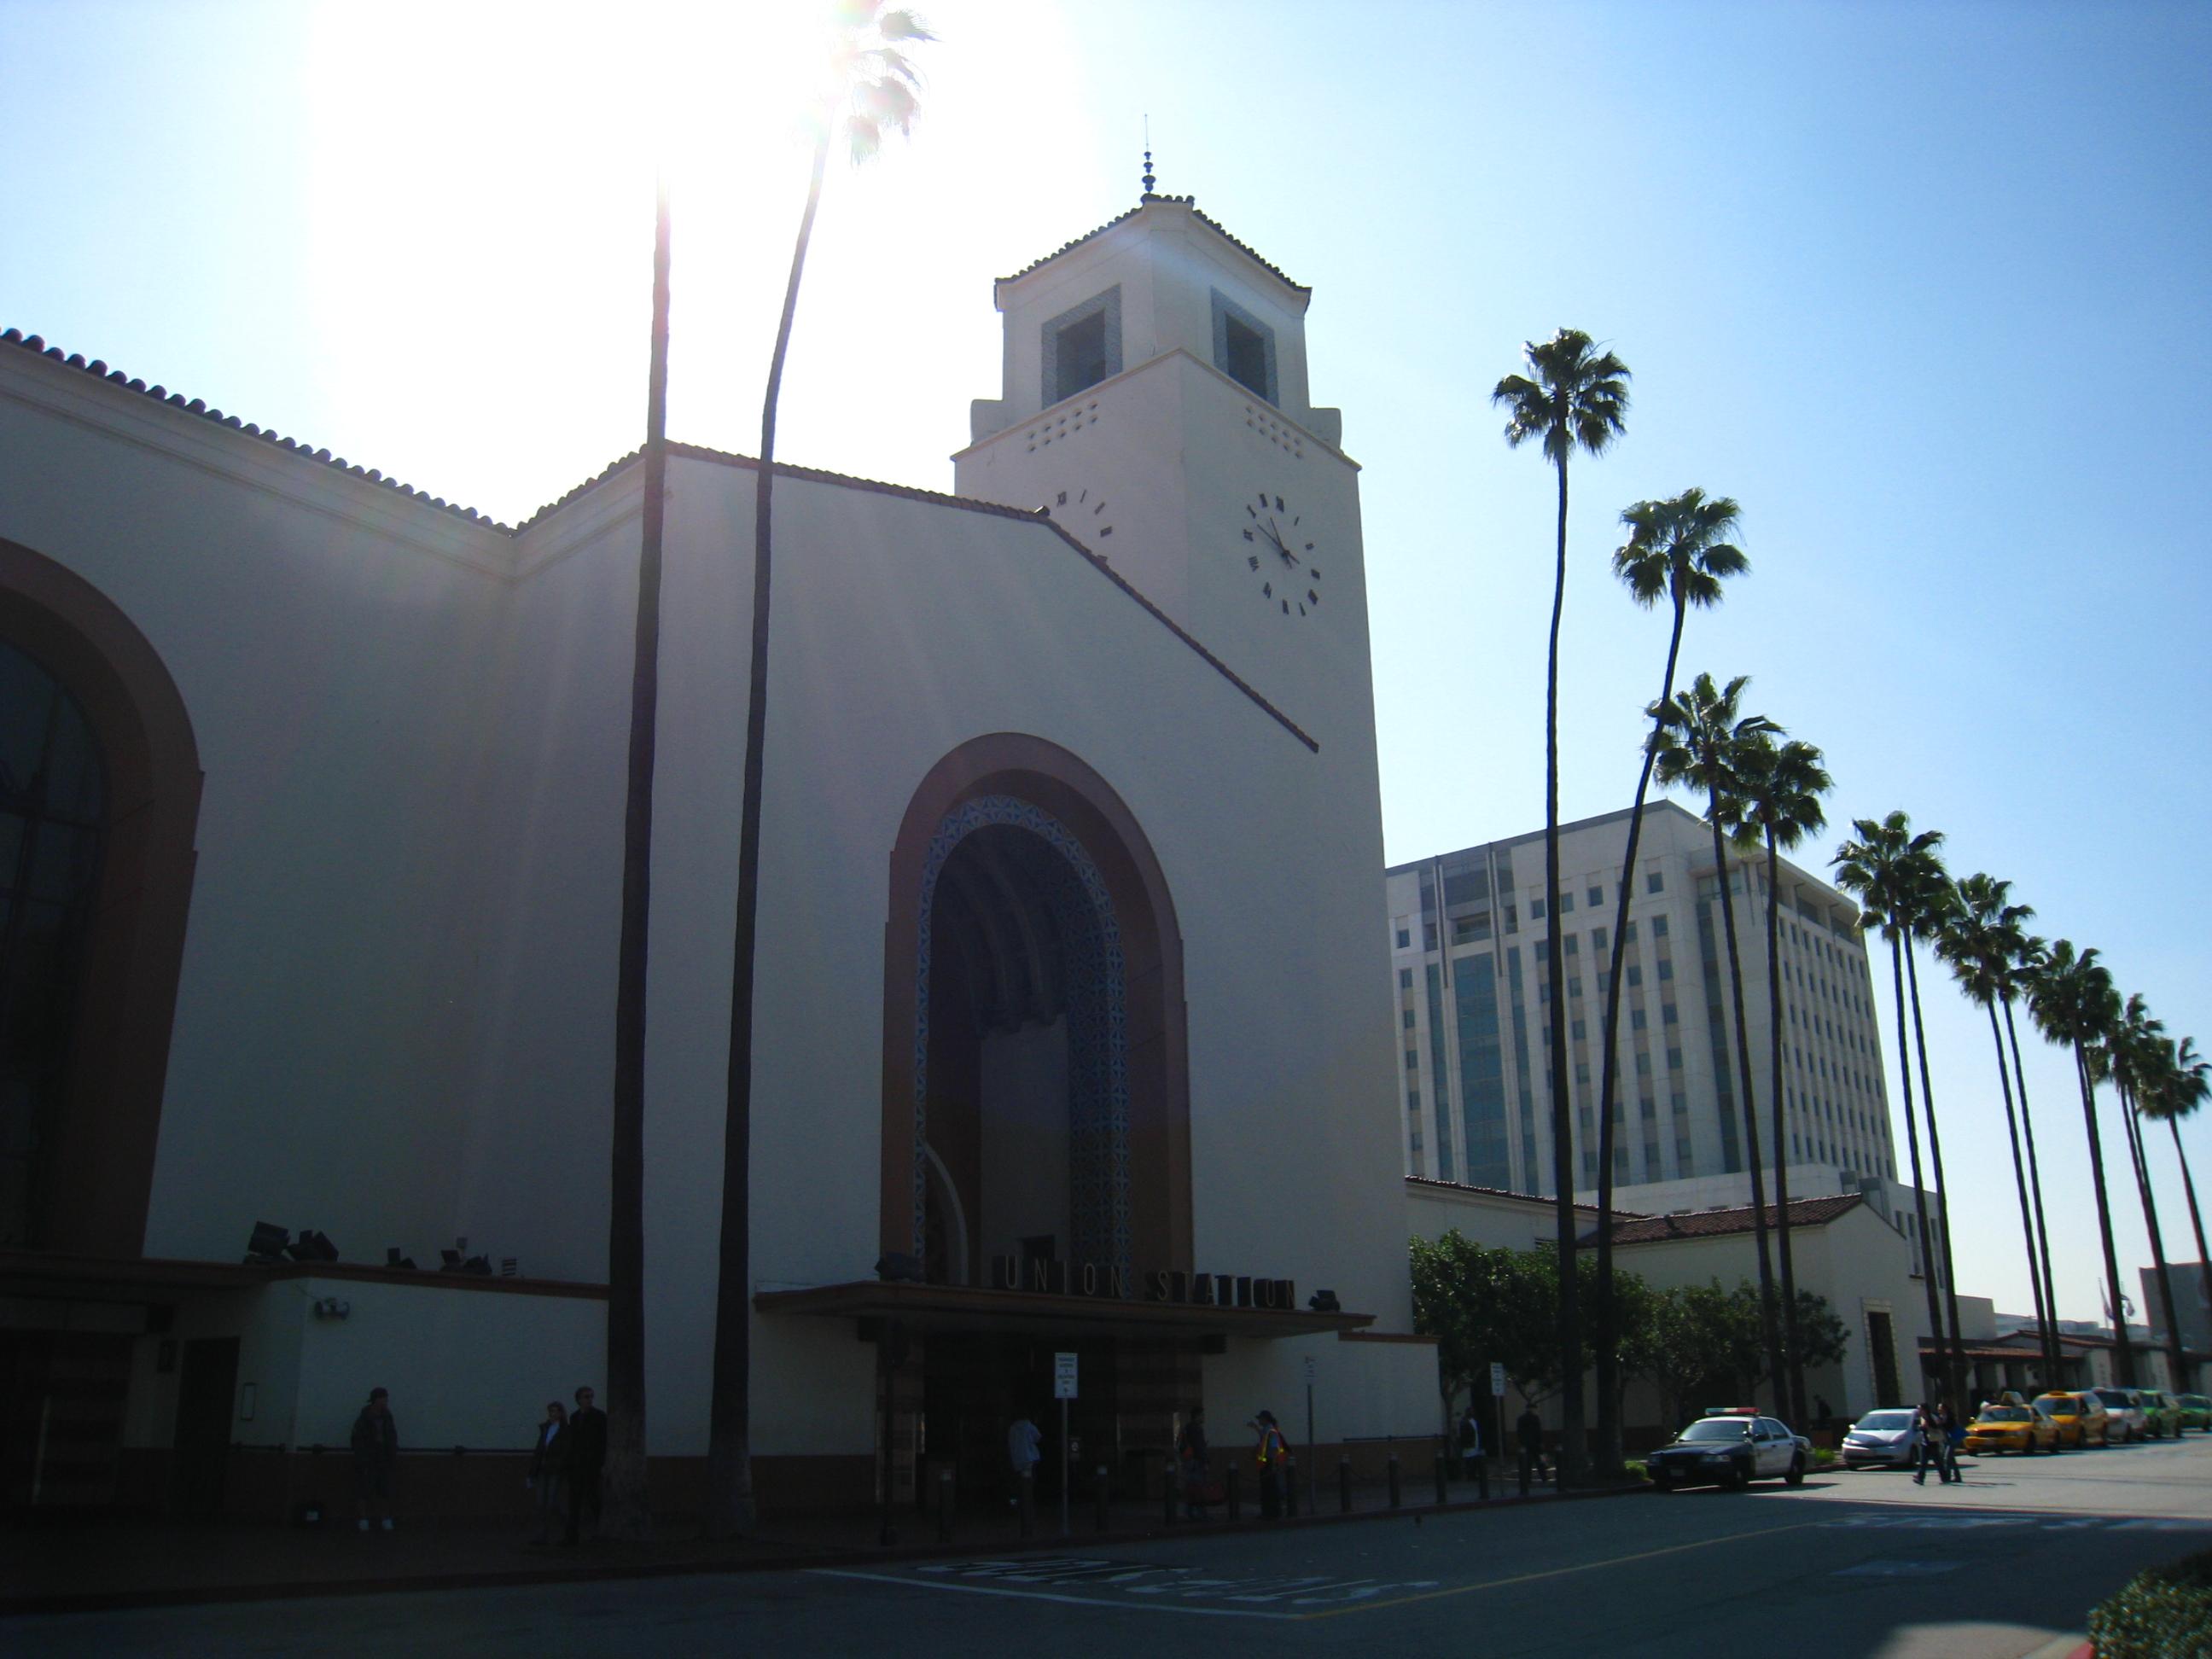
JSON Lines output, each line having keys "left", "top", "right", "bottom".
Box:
{"left": 1142, "top": 115, "right": 1155, "bottom": 197}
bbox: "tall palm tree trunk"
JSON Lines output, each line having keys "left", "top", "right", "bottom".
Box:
{"left": 1902, "top": 940, "right": 1966, "bottom": 1410}
{"left": 2166, "top": 1116, "right": 2212, "bottom": 1368}
{"left": 1761, "top": 835, "right": 1806, "bottom": 1423}
{"left": 1708, "top": 812, "right": 1781, "bottom": 1402}
{"left": 2002, "top": 997, "right": 2064, "bottom": 1385}
{"left": 706, "top": 126, "right": 833, "bottom": 1540}
{"left": 1985, "top": 1002, "right": 2053, "bottom": 1382}
{"left": 1592, "top": 597, "right": 1688, "bottom": 1472}
{"left": 2121, "top": 1091, "right": 2186, "bottom": 1393}
{"left": 1542, "top": 456, "right": 1585, "bottom": 1482}
{"left": 2075, "top": 1045, "right": 2137, "bottom": 1386}
{"left": 603, "top": 180, "right": 673, "bottom": 1541}
{"left": 1884, "top": 933, "right": 1947, "bottom": 1405}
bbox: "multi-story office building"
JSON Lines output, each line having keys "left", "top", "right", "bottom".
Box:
{"left": 1385, "top": 801, "right": 1901, "bottom": 1212}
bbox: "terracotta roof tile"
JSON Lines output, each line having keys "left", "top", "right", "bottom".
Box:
{"left": 3, "top": 328, "right": 510, "bottom": 530}
{"left": 1406, "top": 1175, "right": 1641, "bottom": 1220}
{"left": 998, "top": 195, "right": 1308, "bottom": 293}
{"left": 1605, "top": 1192, "right": 1867, "bottom": 1245}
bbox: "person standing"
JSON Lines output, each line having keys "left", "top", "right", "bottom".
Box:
{"left": 1177, "top": 1407, "right": 1210, "bottom": 1518}
{"left": 1252, "top": 1410, "right": 1289, "bottom": 1518}
{"left": 1458, "top": 1406, "right": 1483, "bottom": 1483}
{"left": 1912, "top": 1402, "right": 1941, "bottom": 1486}
{"left": 350, "top": 1387, "right": 399, "bottom": 1532}
{"left": 1516, "top": 1403, "right": 1546, "bottom": 1487}
{"left": 563, "top": 1384, "right": 607, "bottom": 1545}
{"left": 1006, "top": 1411, "right": 1043, "bottom": 1527}
{"left": 1937, "top": 1402, "right": 1964, "bottom": 1484}
{"left": 527, "top": 1400, "right": 568, "bottom": 1544}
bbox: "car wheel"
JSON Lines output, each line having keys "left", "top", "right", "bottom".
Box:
{"left": 1785, "top": 1455, "right": 1806, "bottom": 1487}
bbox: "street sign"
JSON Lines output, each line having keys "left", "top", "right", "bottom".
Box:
{"left": 1490, "top": 1361, "right": 1507, "bottom": 1397}
{"left": 1054, "top": 1352, "right": 1079, "bottom": 1400}
{"left": 1303, "top": 1356, "right": 1317, "bottom": 1385}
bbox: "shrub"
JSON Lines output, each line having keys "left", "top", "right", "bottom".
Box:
{"left": 2090, "top": 1547, "right": 2212, "bottom": 1659}
{"left": 1624, "top": 1459, "right": 1647, "bottom": 1483}
{"left": 1812, "top": 1447, "right": 1838, "bottom": 1469}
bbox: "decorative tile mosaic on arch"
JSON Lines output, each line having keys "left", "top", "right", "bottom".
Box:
{"left": 912, "top": 795, "right": 1130, "bottom": 1278}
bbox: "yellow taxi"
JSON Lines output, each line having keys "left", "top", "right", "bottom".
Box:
{"left": 2033, "top": 1391, "right": 2110, "bottom": 1448}
{"left": 1963, "top": 1400, "right": 2060, "bottom": 1455}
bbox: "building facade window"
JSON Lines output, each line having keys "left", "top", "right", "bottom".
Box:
{"left": 1042, "top": 286, "right": 1123, "bottom": 405}
{"left": 1209, "top": 288, "right": 1278, "bottom": 403}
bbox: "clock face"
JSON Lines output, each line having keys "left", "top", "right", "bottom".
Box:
{"left": 1241, "top": 490, "right": 1321, "bottom": 618}
{"left": 1054, "top": 486, "right": 1114, "bottom": 546}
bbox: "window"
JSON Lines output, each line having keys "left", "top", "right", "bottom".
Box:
{"left": 1632, "top": 1009, "right": 1647, "bottom": 1031}
{"left": 1403, "top": 1009, "right": 1417, "bottom": 1028}
{"left": 1639, "top": 1097, "right": 1657, "bottom": 1120}
{"left": 1668, "top": 1047, "right": 1684, "bottom": 1069}
{"left": 1210, "top": 288, "right": 1278, "bottom": 402}
{"left": 1662, "top": 1002, "right": 1679, "bottom": 1025}
{"left": 1657, "top": 959, "right": 1674, "bottom": 980}
{"left": 1408, "top": 1089, "right": 1420, "bottom": 1109}
{"left": 1591, "top": 926, "right": 1607, "bottom": 952}
{"left": 1043, "top": 287, "right": 1121, "bottom": 405}
{"left": 1652, "top": 916, "right": 1670, "bottom": 938}
{"left": 1568, "top": 976, "right": 1583, "bottom": 998}
{"left": 1396, "top": 928, "right": 1410, "bottom": 949}
{"left": 1635, "top": 1052, "right": 1652, "bottom": 1074}
{"left": 1563, "top": 936, "right": 1580, "bottom": 956}
{"left": 1587, "top": 885, "right": 1603, "bottom": 907}
{"left": 1399, "top": 967, "right": 1412, "bottom": 987}
{"left": 1406, "top": 1050, "right": 1418, "bottom": 1069}
{"left": 1559, "top": 891, "right": 1575, "bottom": 914}
{"left": 1534, "top": 940, "right": 1549, "bottom": 961}
{"left": 1530, "top": 899, "right": 1546, "bottom": 920}
{"left": 1647, "top": 871, "right": 1664, "bottom": 894}
{"left": 1626, "top": 964, "right": 1643, "bottom": 987}
{"left": 1623, "top": 922, "right": 1638, "bottom": 943}
{"left": 1571, "top": 1018, "right": 1586, "bottom": 1040}
{"left": 1575, "top": 1061, "right": 1590, "bottom": 1084}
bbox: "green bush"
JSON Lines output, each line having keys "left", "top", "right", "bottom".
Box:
{"left": 2090, "top": 1547, "right": 2212, "bottom": 1659}
{"left": 1624, "top": 1459, "right": 1647, "bottom": 1483}
{"left": 1812, "top": 1447, "right": 1838, "bottom": 1469}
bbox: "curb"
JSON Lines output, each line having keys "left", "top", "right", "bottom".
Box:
{"left": 1, "top": 1481, "right": 1643, "bottom": 1617}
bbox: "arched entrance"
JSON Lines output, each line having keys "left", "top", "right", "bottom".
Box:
{"left": 0, "top": 537, "right": 200, "bottom": 1257}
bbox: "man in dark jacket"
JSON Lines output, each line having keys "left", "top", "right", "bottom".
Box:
{"left": 351, "top": 1387, "right": 399, "bottom": 1531}
{"left": 564, "top": 1384, "right": 608, "bottom": 1544}
{"left": 1516, "top": 1403, "right": 1546, "bottom": 1487}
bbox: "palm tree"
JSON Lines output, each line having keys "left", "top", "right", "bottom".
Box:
{"left": 1721, "top": 733, "right": 1831, "bottom": 1427}
{"left": 1832, "top": 813, "right": 1957, "bottom": 1406}
{"left": 1589, "top": 489, "right": 1744, "bottom": 1471}
{"left": 602, "top": 181, "right": 676, "bottom": 1541}
{"left": 707, "top": 3, "right": 934, "bottom": 1540}
{"left": 2023, "top": 940, "right": 2137, "bottom": 1385}
{"left": 1936, "top": 876, "right": 2058, "bottom": 1388}
{"left": 2112, "top": 997, "right": 2187, "bottom": 1392}
{"left": 2139, "top": 1035, "right": 2212, "bottom": 1342}
{"left": 1493, "top": 328, "right": 1629, "bottom": 1481}
{"left": 1896, "top": 859, "right": 1970, "bottom": 1406}
{"left": 2002, "top": 931, "right": 2066, "bottom": 1385}
{"left": 1651, "top": 672, "right": 1784, "bottom": 1403}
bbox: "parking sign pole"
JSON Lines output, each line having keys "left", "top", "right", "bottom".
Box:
{"left": 1059, "top": 1394, "right": 1069, "bottom": 1538}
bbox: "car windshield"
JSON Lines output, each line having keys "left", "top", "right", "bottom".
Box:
{"left": 1977, "top": 1407, "right": 2030, "bottom": 1423}
{"left": 2094, "top": 1391, "right": 2133, "bottom": 1408}
{"left": 1855, "top": 1411, "right": 1916, "bottom": 1431}
{"left": 1679, "top": 1419, "right": 1751, "bottom": 1442}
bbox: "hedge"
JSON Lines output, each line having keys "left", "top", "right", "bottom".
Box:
{"left": 2090, "top": 1547, "right": 2212, "bottom": 1659}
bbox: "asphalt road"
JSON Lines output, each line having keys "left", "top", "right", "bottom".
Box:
{"left": 17, "top": 1435, "right": 2212, "bottom": 1657}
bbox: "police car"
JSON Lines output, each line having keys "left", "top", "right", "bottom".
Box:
{"left": 1646, "top": 1406, "right": 1810, "bottom": 1491}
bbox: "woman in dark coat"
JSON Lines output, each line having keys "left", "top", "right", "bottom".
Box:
{"left": 527, "top": 1400, "right": 569, "bottom": 1543}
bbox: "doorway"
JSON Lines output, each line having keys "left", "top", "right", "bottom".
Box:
{"left": 173, "top": 1336, "right": 238, "bottom": 1516}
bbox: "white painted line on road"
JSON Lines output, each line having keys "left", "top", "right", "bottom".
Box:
{"left": 1833, "top": 1560, "right": 1964, "bottom": 1577}
{"left": 810, "top": 1567, "right": 1304, "bottom": 1621}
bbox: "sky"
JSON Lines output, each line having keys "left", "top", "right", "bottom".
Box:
{"left": 3, "top": 0, "right": 2208, "bottom": 1336}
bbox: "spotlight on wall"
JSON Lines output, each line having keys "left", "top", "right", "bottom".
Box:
{"left": 246, "top": 1221, "right": 289, "bottom": 1263}
{"left": 311, "top": 1297, "right": 351, "bottom": 1320}
{"left": 875, "top": 1252, "right": 925, "bottom": 1284}
{"left": 1307, "top": 1289, "right": 1342, "bottom": 1313}
{"left": 285, "top": 1230, "right": 340, "bottom": 1263}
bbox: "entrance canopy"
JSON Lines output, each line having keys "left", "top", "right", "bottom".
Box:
{"left": 755, "top": 1280, "right": 1373, "bottom": 1342}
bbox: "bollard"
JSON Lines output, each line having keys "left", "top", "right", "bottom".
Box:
{"left": 1434, "top": 1452, "right": 1449, "bottom": 1507}
{"left": 1225, "top": 1463, "right": 1242, "bottom": 1521}
{"left": 1095, "top": 1464, "right": 1110, "bottom": 1531}
{"left": 1387, "top": 1453, "right": 1402, "bottom": 1511}
{"left": 1518, "top": 1448, "right": 1531, "bottom": 1497}
{"left": 936, "top": 1468, "right": 954, "bottom": 1543}
{"left": 1338, "top": 1458, "right": 1353, "bottom": 1515}
{"left": 1019, "top": 1468, "right": 1035, "bottom": 1539}
{"left": 1285, "top": 1458, "right": 1299, "bottom": 1517}
{"left": 1164, "top": 1459, "right": 1179, "bottom": 1526}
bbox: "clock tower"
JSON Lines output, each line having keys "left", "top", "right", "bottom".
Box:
{"left": 952, "top": 192, "right": 1374, "bottom": 751}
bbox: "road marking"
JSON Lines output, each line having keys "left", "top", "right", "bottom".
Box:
{"left": 1296, "top": 1517, "right": 1838, "bottom": 1621}
{"left": 1834, "top": 1559, "right": 1963, "bottom": 1577}
{"left": 812, "top": 1567, "right": 1304, "bottom": 1620}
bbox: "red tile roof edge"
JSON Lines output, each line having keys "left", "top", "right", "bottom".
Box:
{"left": 1405, "top": 1176, "right": 1643, "bottom": 1220}
{"left": 997, "top": 195, "right": 1309, "bottom": 292}
{"left": 1605, "top": 1192, "right": 1868, "bottom": 1245}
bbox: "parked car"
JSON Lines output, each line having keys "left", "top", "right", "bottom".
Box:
{"left": 2034, "top": 1391, "right": 2110, "bottom": 1447}
{"left": 2135, "top": 1388, "right": 2182, "bottom": 1438}
{"left": 1648, "top": 1410, "right": 1810, "bottom": 1490}
{"left": 1841, "top": 1407, "right": 1922, "bottom": 1470}
{"left": 1963, "top": 1401, "right": 2061, "bottom": 1456}
{"left": 2092, "top": 1388, "right": 2149, "bottom": 1442}
{"left": 2174, "top": 1394, "right": 2211, "bottom": 1432}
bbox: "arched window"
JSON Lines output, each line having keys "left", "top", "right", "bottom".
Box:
{"left": 0, "top": 640, "right": 108, "bottom": 1245}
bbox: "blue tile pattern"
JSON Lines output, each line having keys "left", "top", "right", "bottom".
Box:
{"left": 913, "top": 795, "right": 1130, "bottom": 1278}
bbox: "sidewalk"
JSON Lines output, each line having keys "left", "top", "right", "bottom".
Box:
{"left": 4, "top": 1469, "right": 1616, "bottom": 1615}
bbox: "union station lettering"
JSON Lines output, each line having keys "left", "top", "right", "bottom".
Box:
{"left": 986, "top": 1254, "right": 1297, "bottom": 1311}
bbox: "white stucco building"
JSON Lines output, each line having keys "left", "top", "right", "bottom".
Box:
{"left": 0, "top": 191, "right": 1437, "bottom": 1517}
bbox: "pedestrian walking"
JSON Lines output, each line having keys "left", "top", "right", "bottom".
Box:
{"left": 1251, "top": 1410, "right": 1289, "bottom": 1518}
{"left": 1516, "top": 1403, "right": 1546, "bottom": 1487}
{"left": 1177, "top": 1406, "right": 1211, "bottom": 1518}
{"left": 563, "top": 1383, "right": 607, "bottom": 1545}
{"left": 1938, "top": 1402, "right": 1964, "bottom": 1483}
{"left": 350, "top": 1387, "right": 399, "bottom": 1532}
{"left": 527, "top": 1400, "right": 568, "bottom": 1544}
{"left": 1458, "top": 1406, "right": 1483, "bottom": 1482}
{"left": 1912, "top": 1401, "right": 1942, "bottom": 1486}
